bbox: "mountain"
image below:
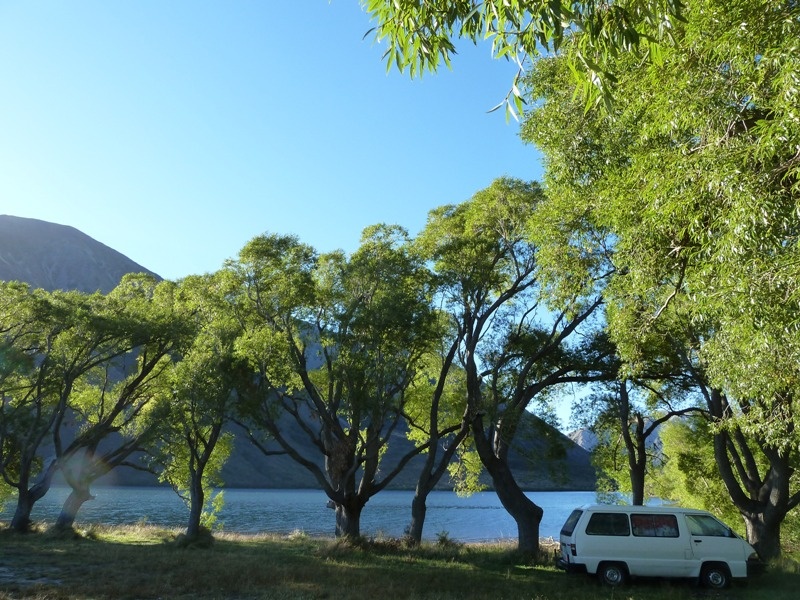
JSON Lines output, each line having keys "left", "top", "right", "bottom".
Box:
{"left": 568, "top": 425, "right": 663, "bottom": 454}
{"left": 1, "top": 215, "right": 595, "bottom": 491}
{"left": 568, "top": 428, "right": 599, "bottom": 452}
{"left": 0, "top": 215, "right": 158, "bottom": 293}
{"left": 216, "top": 411, "right": 596, "bottom": 491}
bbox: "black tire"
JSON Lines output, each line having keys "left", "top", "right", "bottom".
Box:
{"left": 700, "top": 563, "right": 731, "bottom": 589}
{"left": 598, "top": 562, "right": 627, "bottom": 587}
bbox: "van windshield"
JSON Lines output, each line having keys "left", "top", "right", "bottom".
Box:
{"left": 561, "top": 509, "right": 583, "bottom": 536}
{"left": 686, "top": 514, "right": 733, "bottom": 537}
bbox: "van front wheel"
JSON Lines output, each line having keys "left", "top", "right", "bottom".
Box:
{"left": 598, "top": 562, "right": 626, "bottom": 587}
{"left": 700, "top": 564, "right": 731, "bottom": 589}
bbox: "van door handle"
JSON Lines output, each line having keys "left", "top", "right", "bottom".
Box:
{"left": 693, "top": 539, "right": 702, "bottom": 543}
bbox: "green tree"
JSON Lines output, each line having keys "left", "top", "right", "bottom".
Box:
{"left": 652, "top": 415, "right": 744, "bottom": 532}
{"left": 0, "top": 283, "right": 144, "bottom": 532}
{"left": 0, "top": 282, "right": 47, "bottom": 519}
{"left": 53, "top": 275, "right": 188, "bottom": 531}
{"left": 0, "top": 276, "right": 189, "bottom": 532}
{"left": 585, "top": 376, "right": 703, "bottom": 506}
{"left": 520, "top": 0, "right": 800, "bottom": 558}
{"left": 577, "top": 320, "right": 705, "bottom": 506}
{"left": 362, "top": 0, "right": 686, "bottom": 113}
{"left": 150, "top": 273, "right": 242, "bottom": 543}
{"left": 417, "top": 178, "right": 608, "bottom": 554}
{"left": 231, "top": 226, "right": 440, "bottom": 538}
{"left": 402, "top": 334, "right": 471, "bottom": 545}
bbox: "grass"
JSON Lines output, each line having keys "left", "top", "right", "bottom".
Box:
{"left": 1, "top": 523, "right": 799, "bottom": 600}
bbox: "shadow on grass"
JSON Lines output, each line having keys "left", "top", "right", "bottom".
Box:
{"left": 2, "top": 526, "right": 800, "bottom": 600}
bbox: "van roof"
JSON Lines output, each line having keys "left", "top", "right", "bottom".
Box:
{"left": 576, "top": 504, "right": 713, "bottom": 515}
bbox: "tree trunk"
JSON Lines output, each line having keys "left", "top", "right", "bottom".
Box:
{"left": 186, "top": 473, "right": 205, "bottom": 539}
{"left": 743, "top": 513, "right": 782, "bottom": 561}
{"left": 10, "top": 460, "right": 58, "bottom": 532}
{"left": 407, "top": 492, "right": 428, "bottom": 543}
{"left": 334, "top": 498, "right": 364, "bottom": 539}
{"left": 629, "top": 465, "right": 645, "bottom": 506}
{"left": 472, "top": 415, "right": 542, "bottom": 555}
{"left": 54, "top": 486, "right": 95, "bottom": 530}
{"left": 407, "top": 425, "right": 470, "bottom": 544}
{"left": 323, "top": 426, "right": 365, "bottom": 539}
{"left": 705, "top": 388, "right": 793, "bottom": 560}
{"left": 10, "top": 489, "right": 36, "bottom": 533}
{"left": 619, "top": 383, "right": 646, "bottom": 506}
{"left": 406, "top": 440, "right": 441, "bottom": 545}
{"left": 491, "top": 464, "right": 543, "bottom": 555}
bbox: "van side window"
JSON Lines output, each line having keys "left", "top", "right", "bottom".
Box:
{"left": 630, "top": 514, "right": 680, "bottom": 537}
{"left": 585, "top": 512, "right": 630, "bottom": 536}
{"left": 561, "top": 509, "right": 583, "bottom": 536}
{"left": 686, "top": 514, "right": 732, "bottom": 537}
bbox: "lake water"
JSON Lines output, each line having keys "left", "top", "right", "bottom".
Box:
{"left": 1, "top": 487, "right": 601, "bottom": 542}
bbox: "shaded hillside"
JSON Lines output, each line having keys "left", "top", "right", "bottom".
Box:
{"left": 217, "top": 410, "right": 595, "bottom": 491}
{"left": 4, "top": 215, "right": 595, "bottom": 491}
{"left": 0, "top": 215, "right": 158, "bottom": 292}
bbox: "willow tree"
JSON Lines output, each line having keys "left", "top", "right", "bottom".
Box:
{"left": 584, "top": 377, "right": 704, "bottom": 506}
{"left": 521, "top": 0, "right": 800, "bottom": 558}
{"left": 150, "top": 273, "right": 242, "bottom": 543}
{"left": 576, "top": 312, "right": 708, "bottom": 506}
{"left": 0, "top": 281, "right": 163, "bottom": 532}
{"left": 1, "top": 285, "right": 106, "bottom": 531}
{"left": 230, "top": 226, "right": 440, "bottom": 538}
{"left": 402, "top": 331, "right": 471, "bottom": 545}
{"left": 0, "top": 282, "right": 60, "bottom": 531}
{"left": 51, "top": 275, "right": 192, "bottom": 531}
{"left": 415, "top": 178, "right": 609, "bottom": 555}
{"left": 362, "top": 0, "right": 686, "bottom": 115}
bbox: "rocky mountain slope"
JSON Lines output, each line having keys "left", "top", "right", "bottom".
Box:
{"left": 1, "top": 215, "right": 595, "bottom": 490}
{"left": 568, "top": 428, "right": 599, "bottom": 452}
{"left": 0, "top": 215, "right": 157, "bottom": 293}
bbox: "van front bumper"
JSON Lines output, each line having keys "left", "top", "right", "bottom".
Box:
{"left": 747, "top": 557, "right": 767, "bottom": 577}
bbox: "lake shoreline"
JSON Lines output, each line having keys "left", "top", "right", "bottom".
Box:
{"left": 2, "top": 488, "right": 599, "bottom": 542}
{"left": 0, "top": 520, "right": 563, "bottom": 550}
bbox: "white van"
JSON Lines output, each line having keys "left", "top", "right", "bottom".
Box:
{"left": 557, "top": 504, "right": 762, "bottom": 588}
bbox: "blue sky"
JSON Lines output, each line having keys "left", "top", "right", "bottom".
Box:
{"left": 1, "top": 1, "right": 543, "bottom": 281}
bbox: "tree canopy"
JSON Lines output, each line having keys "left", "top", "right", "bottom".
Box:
{"left": 519, "top": 0, "right": 800, "bottom": 558}
{"left": 228, "top": 227, "right": 440, "bottom": 538}
{"left": 362, "top": 0, "right": 687, "bottom": 113}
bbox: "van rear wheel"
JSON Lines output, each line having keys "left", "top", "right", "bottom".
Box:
{"left": 598, "top": 562, "right": 626, "bottom": 587}
{"left": 700, "top": 563, "right": 731, "bottom": 589}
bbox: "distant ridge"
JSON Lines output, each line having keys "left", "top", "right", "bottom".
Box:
{"left": 0, "top": 215, "right": 159, "bottom": 293}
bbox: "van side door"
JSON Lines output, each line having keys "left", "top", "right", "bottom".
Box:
{"left": 685, "top": 514, "right": 748, "bottom": 577}
{"left": 627, "top": 513, "right": 694, "bottom": 577}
